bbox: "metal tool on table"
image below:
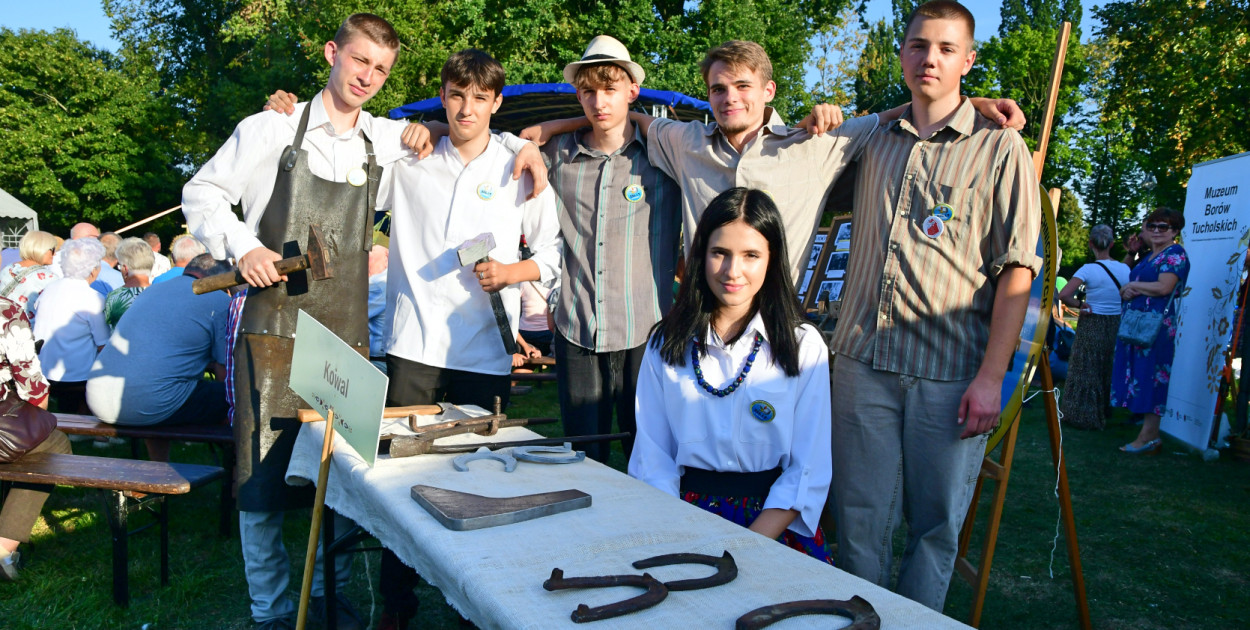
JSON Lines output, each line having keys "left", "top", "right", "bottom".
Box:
{"left": 457, "top": 233, "right": 516, "bottom": 355}
{"left": 631, "top": 551, "right": 737, "bottom": 591}
{"left": 193, "top": 224, "right": 332, "bottom": 294}
{"left": 411, "top": 485, "right": 590, "bottom": 531}
{"left": 390, "top": 432, "right": 631, "bottom": 458}
{"left": 543, "top": 569, "right": 668, "bottom": 623}
{"left": 735, "top": 596, "right": 881, "bottom": 630}
{"left": 452, "top": 446, "right": 518, "bottom": 472}
{"left": 512, "top": 443, "right": 585, "bottom": 465}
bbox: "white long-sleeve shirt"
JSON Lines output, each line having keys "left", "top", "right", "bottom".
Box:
{"left": 181, "top": 91, "right": 408, "bottom": 260}
{"left": 384, "top": 136, "right": 562, "bottom": 376}
{"left": 629, "top": 313, "right": 832, "bottom": 537}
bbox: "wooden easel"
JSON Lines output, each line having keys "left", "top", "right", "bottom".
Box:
{"left": 954, "top": 22, "right": 1092, "bottom": 629}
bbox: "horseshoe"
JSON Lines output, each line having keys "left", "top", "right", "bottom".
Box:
{"left": 542, "top": 568, "right": 668, "bottom": 623}
{"left": 451, "top": 446, "right": 517, "bottom": 472}
{"left": 512, "top": 443, "right": 586, "bottom": 465}
{"left": 630, "top": 551, "right": 738, "bottom": 591}
{"left": 734, "top": 595, "right": 881, "bottom": 630}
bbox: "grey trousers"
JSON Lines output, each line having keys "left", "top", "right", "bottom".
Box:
{"left": 239, "top": 509, "right": 354, "bottom": 622}
{"left": 0, "top": 430, "right": 72, "bottom": 542}
{"left": 827, "top": 356, "right": 987, "bottom": 612}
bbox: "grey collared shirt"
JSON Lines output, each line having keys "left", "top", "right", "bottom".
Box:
{"left": 543, "top": 127, "right": 681, "bottom": 352}
{"left": 646, "top": 109, "right": 879, "bottom": 282}
{"left": 829, "top": 98, "right": 1043, "bottom": 380}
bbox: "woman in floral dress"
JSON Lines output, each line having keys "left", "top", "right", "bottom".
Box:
{"left": 1110, "top": 208, "right": 1190, "bottom": 453}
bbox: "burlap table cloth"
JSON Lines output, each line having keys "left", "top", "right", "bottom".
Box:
{"left": 287, "top": 405, "right": 971, "bottom": 629}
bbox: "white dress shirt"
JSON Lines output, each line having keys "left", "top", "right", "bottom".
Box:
{"left": 31, "top": 278, "right": 109, "bottom": 381}
{"left": 629, "top": 313, "right": 832, "bottom": 537}
{"left": 384, "top": 136, "right": 562, "bottom": 376}
{"left": 181, "top": 91, "right": 408, "bottom": 260}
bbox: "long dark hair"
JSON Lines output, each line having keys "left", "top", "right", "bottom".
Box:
{"left": 649, "top": 187, "right": 805, "bottom": 376}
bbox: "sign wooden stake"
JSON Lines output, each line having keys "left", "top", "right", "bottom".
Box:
{"left": 955, "top": 21, "right": 1091, "bottom": 630}
{"left": 295, "top": 408, "right": 336, "bottom": 630}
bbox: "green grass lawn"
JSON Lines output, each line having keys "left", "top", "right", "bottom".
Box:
{"left": 2, "top": 382, "right": 1248, "bottom": 629}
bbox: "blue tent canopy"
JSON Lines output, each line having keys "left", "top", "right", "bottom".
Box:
{"left": 387, "top": 83, "right": 711, "bottom": 133}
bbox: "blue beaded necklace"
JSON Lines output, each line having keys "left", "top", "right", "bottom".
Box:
{"left": 692, "top": 332, "right": 764, "bottom": 397}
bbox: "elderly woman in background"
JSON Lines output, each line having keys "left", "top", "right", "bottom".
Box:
{"left": 30, "top": 238, "right": 109, "bottom": 414}
{"left": 1111, "top": 208, "right": 1190, "bottom": 453}
{"left": 1057, "top": 225, "right": 1132, "bottom": 430}
{"left": 0, "top": 231, "right": 60, "bottom": 316}
{"left": 104, "top": 237, "right": 155, "bottom": 330}
{"left": 0, "top": 295, "right": 73, "bottom": 581}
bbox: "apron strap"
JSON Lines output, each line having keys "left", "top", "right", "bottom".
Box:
{"left": 281, "top": 104, "right": 315, "bottom": 172}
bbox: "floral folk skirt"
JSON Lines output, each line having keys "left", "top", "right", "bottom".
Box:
{"left": 681, "top": 491, "right": 835, "bottom": 565}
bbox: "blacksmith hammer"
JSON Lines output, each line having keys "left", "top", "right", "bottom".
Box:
{"left": 192, "top": 224, "right": 332, "bottom": 294}
{"left": 457, "top": 233, "right": 516, "bottom": 355}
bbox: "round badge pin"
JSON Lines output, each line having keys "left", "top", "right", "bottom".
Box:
{"left": 932, "top": 203, "right": 954, "bottom": 221}
{"left": 346, "top": 167, "right": 368, "bottom": 187}
{"left": 623, "top": 184, "right": 644, "bottom": 203}
{"left": 476, "top": 182, "right": 496, "bottom": 201}
{"left": 750, "top": 400, "right": 776, "bottom": 423}
{"left": 922, "top": 215, "right": 945, "bottom": 238}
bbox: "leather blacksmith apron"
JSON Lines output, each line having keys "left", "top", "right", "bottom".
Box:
{"left": 233, "top": 105, "right": 379, "bottom": 512}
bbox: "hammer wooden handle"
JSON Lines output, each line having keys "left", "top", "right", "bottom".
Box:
{"left": 298, "top": 404, "right": 445, "bottom": 423}
{"left": 192, "top": 255, "right": 311, "bottom": 294}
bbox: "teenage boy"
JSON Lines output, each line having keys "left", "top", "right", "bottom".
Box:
{"left": 377, "top": 48, "right": 561, "bottom": 629}
{"left": 826, "top": 0, "right": 1041, "bottom": 611}
{"left": 542, "top": 36, "right": 681, "bottom": 463}
{"left": 181, "top": 13, "right": 401, "bottom": 630}
{"left": 525, "top": 41, "right": 1024, "bottom": 282}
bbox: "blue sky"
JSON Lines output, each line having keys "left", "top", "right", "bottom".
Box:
{"left": 3, "top": 0, "right": 1100, "bottom": 53}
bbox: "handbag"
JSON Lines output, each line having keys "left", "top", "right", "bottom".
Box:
{"left": 0, "top": 389, "right": 56, "bottom": 463}
{"left": 1117, "top": 284, "right": 1180, "bottom": 347}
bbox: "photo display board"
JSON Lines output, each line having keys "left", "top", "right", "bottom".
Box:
{"left": 803, "top": 216, "right": 851, "bottom": 310}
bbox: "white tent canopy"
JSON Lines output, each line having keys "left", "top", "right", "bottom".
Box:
{"left": 0, "top": 188, "right": 40, "bottom": 249}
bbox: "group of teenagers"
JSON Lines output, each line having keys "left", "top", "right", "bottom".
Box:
{"left": 182, "top": 1, "right": 1041, "bottom": 627}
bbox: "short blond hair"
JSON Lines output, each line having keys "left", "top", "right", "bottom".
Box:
{"left": 18, "top": 230, "right": 56, "bottom": 263}
{"left": 573, "top": 63, "right": 634, "bottom": 91}
{"left": 700, "top": 40, "right": 773, "bottom": 85}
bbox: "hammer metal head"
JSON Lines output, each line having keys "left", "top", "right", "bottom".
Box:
{"left": 305, "top": 224, "right": 333, "bottom": 281}
{"left": 457, "top": 232, "right": 496, "bottom": 266}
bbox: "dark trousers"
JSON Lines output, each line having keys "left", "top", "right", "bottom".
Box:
{"left": 379, "top": 354, "right": 511, "bottom": 616}
{"left": 0, "top": 430, "right": 71, "bottom": 541}
{"left": 554, "top": 331, "right": 645, "bottom": 463}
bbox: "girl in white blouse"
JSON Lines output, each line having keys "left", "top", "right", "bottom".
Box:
{"left": 629, "top": 188, "right": 833, "bottom": 563}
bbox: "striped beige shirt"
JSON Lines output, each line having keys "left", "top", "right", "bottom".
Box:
{"left": 647, "top": 110, "right": 879, "bottom": 282}
{"left": 829, "top": 98, "right": 1042, "bottom": 381}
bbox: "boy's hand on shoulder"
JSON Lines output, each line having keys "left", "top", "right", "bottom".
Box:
{"left": 513, "top": 143, "right": 549, "bottom": 199}
{"left": 971, "top": 97, "right": 1026, "bottom": 130}
{"left": 797, "top": 103, "right": 844, "bottom": 136}
{"left": 401, "top": 123, "right": 436, "bottom": 158}
{"left": 263, "top": 90, "right": 299, "bottom": 115}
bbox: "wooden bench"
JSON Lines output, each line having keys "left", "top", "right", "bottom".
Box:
{"left": 54, "top": 413, "right": 235, "bottom": 536}
{"left": 0, "top": 453, "right": 224, "bottom": 606}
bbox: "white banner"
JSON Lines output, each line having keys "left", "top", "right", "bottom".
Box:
{"left": 1163, "top": 152, "right": 1250, "bottom": 451}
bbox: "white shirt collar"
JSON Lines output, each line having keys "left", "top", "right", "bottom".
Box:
{"left": 706, "top": 311, "right": 769, "bottom": 348}
{"left": 308, "top": 90, "right": 373, "bottom": 140}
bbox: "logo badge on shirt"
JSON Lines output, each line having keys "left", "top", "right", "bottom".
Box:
{"left": 922, "top": 215, "right": 945, "bottom": 239}
{"left": 932, "top": 203, "right": 954, "bottom": 221}
{"left": 750, "top": 400, "right": 776, "bottom": 423}
{"left": 623, "top": 184, "right": 644, "bottom": 203}
{"left": 477, "top": 182, "right": 496, "bottom": 201}
{"left": 347, "top": 167, "right": 368, "bottom": 187}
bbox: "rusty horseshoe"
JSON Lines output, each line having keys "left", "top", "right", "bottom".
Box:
{"left": 543, "top": 568, "right": 668, "bottom": 623}
{"left": 735, "top": 595, "right": 881, "bottom": 630}
{"left": 630, "top": 551, "right": 738, "bottom": 591}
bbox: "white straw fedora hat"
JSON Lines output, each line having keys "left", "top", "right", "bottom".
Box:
{"left": 562, "top": 35, "right": 645, "bottom": 85}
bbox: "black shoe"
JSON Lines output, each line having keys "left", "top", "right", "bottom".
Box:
{"left": 309, "top": 593, "right": 364, "bottom": 630}
{"left": 255, "top": 618, "right": 294, "bottom": 630}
